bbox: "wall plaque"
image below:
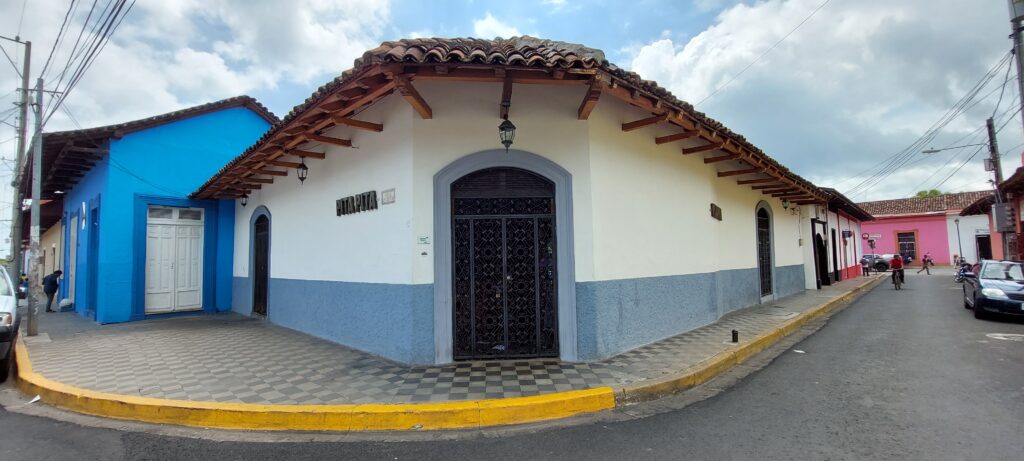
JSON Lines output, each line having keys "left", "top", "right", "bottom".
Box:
{"left": 710, "top": 203, "right": 723, "bottom": 221}
{"left": 336, "top": 191, "right": 378, "bottom": 216}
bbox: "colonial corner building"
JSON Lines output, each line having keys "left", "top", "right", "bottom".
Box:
{"left": 26, "top": 37, "right": 872, "bottom": 365}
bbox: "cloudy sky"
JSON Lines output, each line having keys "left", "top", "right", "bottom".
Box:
{"left": 0, "top": 0, "right": 1020, "bottom": 253}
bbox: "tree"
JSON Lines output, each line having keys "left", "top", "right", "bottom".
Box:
{"left": 915, "top": 189, "right": 943, "bottom": 198}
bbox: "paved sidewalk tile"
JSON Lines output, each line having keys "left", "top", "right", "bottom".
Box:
{"left": 23, "top": 277, "right": 875, "bottom": 404}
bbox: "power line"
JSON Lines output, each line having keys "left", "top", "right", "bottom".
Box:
{"left": 16, "top": 0, "right": 28, "bottom": 37}
{"left": 696, "top": 0, "right": 831, "bottom": 107}
{"left": 993, "top": 54, "right": 1014, "bottom": 119}
{"left": 40, "top": 0, "right": 79, "bottom": 80}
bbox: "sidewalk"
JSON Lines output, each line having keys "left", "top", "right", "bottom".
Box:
{"left": 15, "top": 275, "right": 883, "bottom": 430}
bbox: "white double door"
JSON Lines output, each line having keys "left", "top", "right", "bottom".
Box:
{"left": 145, "top": 206, "right": 204, "bottom": 314}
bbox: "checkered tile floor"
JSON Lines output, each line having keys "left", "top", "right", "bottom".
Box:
{"left": 23, "top": 277, "right": 875, "bottom": 404}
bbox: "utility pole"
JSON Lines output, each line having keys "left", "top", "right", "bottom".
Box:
{"left": 5, "top": 39, "right": 29, "bottom": 287}
{"left": 1009, "top": 1, "right": 1024, "bottom": 139}
{"left": 987, "top": 117, "right": 1004, "bottom": 184}
{"left": 26, "top": 77, "right": 43, "bottom": 337}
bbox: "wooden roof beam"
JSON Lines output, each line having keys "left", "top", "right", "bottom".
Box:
{"left": 264, "top": 159, "right": 303, "bottom": 168}
{"left": 306, "top": 134, "right": 352, "bottom": 148}
{"left": 704, "top": 153, "right": 740, "bottom": 163}
{"left": 737, "top": 178, "right": 777, "bottom": 185}
{"left": 751, "top": 184, "right": 786, "bottom": 190}
{"left": 622, "top": 113, "right": 669, "bottom": 132}
{"left": 682, "top": 142, "right": 724, "bottom": 155}
{"left": 655, "top": 131, "right": 699, "bottom": 144}
{"left": 289, "top": 149, "right": 326, "bottom": 159}
{"left": 393, "top": 74, "right": 432, "bottom": 119}
{"left": 253, "top": 169, "right": 288, "bottom": 177}
{"left": 500, "top": 77, "right": 513, "bottom": 120}
{"left": 771, "top": 191, "right": 807, "bottom": 197}
{"left": 67, "top": 145, "right": 109, "bottom": 155}
{"left": 717, "top": 168, "right": 761, "bottom": 177}
{"left": 761, "top": 188, "right": 796, "bottom": 194}
{"left": 235, "top": 177, "right": 274, "bottom": 184}
{"left": 332, "top": 116, "right": 383, "bottom": 132}
{"left": 577, "top": 78, "right": 602, "bottom": 120}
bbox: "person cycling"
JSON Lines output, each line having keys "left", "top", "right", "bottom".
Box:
{"left": 890, "top": 253, "right": 905, "bottom": 286}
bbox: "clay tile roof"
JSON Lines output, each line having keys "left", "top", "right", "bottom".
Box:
{"left": 821, "top": 187, "right": 873, "bottom": 221}
{"left": 857, "top": 190, "right": 992, "bottom": 216}
{"left": 960, "top": 194, "right": 996, "bottom": 216}
{"left": 192, "top": 36, "right": 826, "bottom": 199}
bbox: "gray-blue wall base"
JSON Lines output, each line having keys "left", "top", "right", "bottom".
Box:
{"left": 775, "top": 264, "right": 805, "bottom": 298}
{"left": 265, "top": 278, "right": 434, "bottom": 364}
{"left": 232, "top": 276, "right": 252, "bottom": 316}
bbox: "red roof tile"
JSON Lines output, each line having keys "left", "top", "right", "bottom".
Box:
{"left": 857, "top": 190, "right": 992, "bottom": 216}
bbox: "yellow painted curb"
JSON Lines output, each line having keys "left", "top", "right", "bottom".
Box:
{"left": 616, "top": 275, "right": 886, "bottom": 403}
{"left": 14, "top": 342, "right": 614, "bottom": 431}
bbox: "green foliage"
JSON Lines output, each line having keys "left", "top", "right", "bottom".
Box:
{"left": 915, "top": 189, "right": 943, "bottom": 198}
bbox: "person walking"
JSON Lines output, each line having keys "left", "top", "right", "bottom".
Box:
{"left": 917, "top": 252, "right": 933, "bottom": 274}
{"left": 42, "top": 270, "right": 62, "bottom": 313}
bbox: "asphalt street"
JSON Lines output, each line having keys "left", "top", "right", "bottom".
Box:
{"left": 1, "top": 271, "right": 1022, "bottom": 460}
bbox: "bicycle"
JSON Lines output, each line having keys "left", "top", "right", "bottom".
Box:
{"left": 892, "top": 268, "right": 904, "bottom": 290}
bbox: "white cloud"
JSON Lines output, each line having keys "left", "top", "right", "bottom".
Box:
{"left": 628, "top": 0, "right": 1018, "bottom": 201}
{"left": 0, "top": 0, "right": 391, "bottom": 130}
{"left": 473, "top": 12, "right": 522, "bottom": 38}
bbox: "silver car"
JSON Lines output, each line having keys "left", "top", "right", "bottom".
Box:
{"left": 0, "top": 266, "right": 19, "bottom": 382}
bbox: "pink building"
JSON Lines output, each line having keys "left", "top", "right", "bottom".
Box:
{"left": 858, "top": 191, "right": 992, "bottom": 266}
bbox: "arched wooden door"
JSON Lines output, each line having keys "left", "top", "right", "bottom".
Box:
{"left": 252, "top": 215, "right": 270, "bottom": 317}
{"left": 756, "top": 208, "right": 773, "bottom": 298}
{"left": 451, "top": 167, "right": 558, "bottom": 360}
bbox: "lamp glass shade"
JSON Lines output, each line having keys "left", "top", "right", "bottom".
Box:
{"left": 297, "top": 161, "right": 309, "bottom": 183}
{"left": 240, "top": 194, "right": 248, "bottom": 207}
{"left": 499, "top": 119, "right": 516, "bottom": 151}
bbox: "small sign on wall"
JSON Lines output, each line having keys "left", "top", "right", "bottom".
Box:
{"left": 336, "top": 191, "right": 378, "bottom": 216}
{"left": 381, "top": 188, "right": 396, "bottom": 205}
{"left": 710, "top": 203, "right": 723, "bottom": 221}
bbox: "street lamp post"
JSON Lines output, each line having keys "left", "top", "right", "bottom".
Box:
{"left": 954, "top": 218, "right": 964, "bottom": 264}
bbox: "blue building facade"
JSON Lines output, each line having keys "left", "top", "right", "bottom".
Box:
{"left": 41, "top": 97, "right": 275, "bottom": 323}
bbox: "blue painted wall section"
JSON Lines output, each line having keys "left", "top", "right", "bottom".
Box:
{"left": 60, "top": 147, "right": 109, "bottom": 319}
{"left": 265, "top": 278, "right": 434, "bottom": 364}
{"left": 59, "top": 106, "right": 269, "bottom": 323}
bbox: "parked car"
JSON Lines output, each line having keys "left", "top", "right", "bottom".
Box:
{"left": 962, "top": 260, "right": 1024, "bottom": 320}
{"left": 0, "top": 266, "right": 20, "bottom": 382}
{"left": 861, "top": 253, "right": 894, "bottom": 271}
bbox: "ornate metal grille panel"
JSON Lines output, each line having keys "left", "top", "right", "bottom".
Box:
{"left": 757, "top": 209, "right": 772, "bottom": 297}
{"left": 452, "top": 168, "right": 558, "bottom": 360}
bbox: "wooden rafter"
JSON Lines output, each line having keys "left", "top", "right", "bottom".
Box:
{"left": 265, "top": 159, "right": 303, "bottom": 168}
{"left": 235, "top": 177, "right": 274, "bottom": 184}
{"left": 577, "top": 77, "right": 602, "bottom": 120}
{"left": 306, "top": 134, "right": 352, "bottom": 148}
{"left": 655, "top": 131, "right": 699, "bottom": 144}
{"left": 500, "top": 77, "right": 513, "bottom": 119}
{"left": 253, "top": 169, "right": 287, "bottom": 176}
{"left": 289, "top": 150, "right": 326, "bottom": 159}
{"left": 332, "top": 116, "right": 383, "bottom": 132}
{"left": 751, "top": 184, "right": 785, "bottom": 190}
{"left": 737, "top": 178, "right": 777, "bottom": 185}
{"left": 771, "top": 191, "right": 807, "bottom": 197}
{"left": 622, "top": 113, "right": 669, "bottom": 132}
{"left": 393, "top": 74, "right": 432, "bottom": 119}
{"left": 761, "top": 188, "right": 795, "bottom": 194}
{"left": 682, "top": 142, "right": 724, "bottom": 155}
{"left": 717, "top": 168, "right": 761, "bottom": 177}
{"left": 704, "top": 153, "right": 740, "bottom": 163}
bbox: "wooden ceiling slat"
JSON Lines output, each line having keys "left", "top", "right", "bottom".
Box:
{"left": 655, "top": 131, "right": 699, "bottom": 144}
{"left": 621, "top": 113, "right": 668, "bottom": 132}
{"left": 332, "top": 117, "right": 384, "bottom": 132}
{"left": 682, "top": 142, "right": 724, "bottom": 155}
{"left": 717, "top": 168, "right": 761, "bottom": 177}
{"left": 704, "top": 153, "right": 740, "bottom": 163}
{"left": 253, "top": 169, "right": 288, "bottom": 176}
{"left": 264, "top": 159, "right": 302, "bottom": 168}
{"left": 737, "top": 178, "right": 777, "bottom": 185}
{"left": 751, "top": 184, "right": 785, "bottom": 190}
{"left": 289, "top": 150, "right": 326, "bottom": 159}
{"left": 306, "top": 134, "right": 352, "bottom": 148}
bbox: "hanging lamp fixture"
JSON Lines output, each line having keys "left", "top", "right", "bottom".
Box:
{"left": 297, "top": 160, "right": 309, "bottom": 183}
{"left": 498, "top": 118, "right": 516, "bottom": 153}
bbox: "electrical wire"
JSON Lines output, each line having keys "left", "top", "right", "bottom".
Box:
{"left": 696, "top": 0, "right": 831, "bottom": 107}
{"left": 40, "top": 0, "right": 79, "bottom": 80}
{"left": 993, "top": 54, "right": 1014, "bottom": 119}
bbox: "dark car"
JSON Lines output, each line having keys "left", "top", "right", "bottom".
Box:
{"left": 861, "top": 254, "right": 890, "bottom": 271}
{"left": 962, "top": 260, "right": 1024, "bottom": 319}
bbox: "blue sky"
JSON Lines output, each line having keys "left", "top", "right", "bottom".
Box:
{"left": 0, "top": 0, "right": 1020, "bottom": 224}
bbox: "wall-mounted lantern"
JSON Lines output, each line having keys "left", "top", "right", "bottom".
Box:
{"left": 297, "top": 160, "right": 309, "bottom": 183}
{"left": 782, "top": 199, "right": 790, "bottom": 210}
{"left": 240, "top": 194, "right": 248, "bottom": 207}
{"left": 499, "top": 119, "right": 516, "bottom": 152}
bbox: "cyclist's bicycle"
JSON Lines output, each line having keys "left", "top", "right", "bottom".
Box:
{"left": 892, "top": 268, "right": 904, "bottom": 290}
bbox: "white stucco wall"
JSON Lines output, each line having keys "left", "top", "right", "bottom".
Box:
{"left": 232, "top": 95, "right": 416, "bottom": 284}
{"left": 40, "top": 222, "right": 64, "bottom": 283}
{"left": 586, "top": 95, "right": 802, "bottom": 281}
{"left": 946, "top": 213, "right": 989, "bottom": 264}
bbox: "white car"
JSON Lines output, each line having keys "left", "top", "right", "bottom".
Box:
{"left": 0, "top": 266, "right": 19, "bottom": 382}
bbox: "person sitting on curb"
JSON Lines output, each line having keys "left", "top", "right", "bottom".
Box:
{"left": 42, "top": 270, "right": 62, "bottom": 313}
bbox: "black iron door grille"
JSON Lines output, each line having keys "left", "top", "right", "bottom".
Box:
{"left": 253, "top": 215, "right": 270, "bottom": 317}
{"left": 452, "top": 168, "right": 558, "bottom": 360}
{"left": 757, "top": 209, "right": 772, "bottom": 297}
